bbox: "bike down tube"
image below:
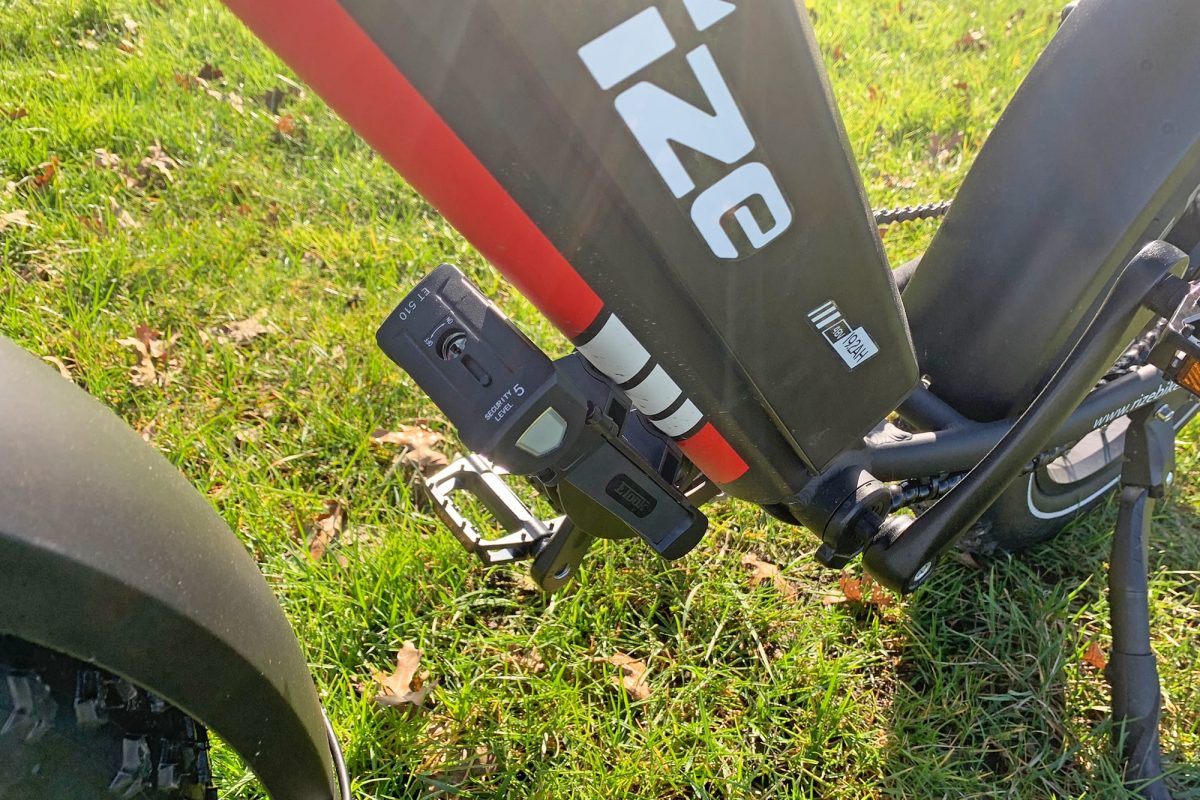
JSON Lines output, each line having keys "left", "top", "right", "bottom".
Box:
{"left": 863, "top": 241, "right": 1187, "bottom": 593}
{"left": 222, "top": 0, "right": 925, "bottom": 507}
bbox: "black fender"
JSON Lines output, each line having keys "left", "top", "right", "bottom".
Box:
{"left": 903, "top": 0, "right": 1200, "bottom": 422}
{"left": 0, "top": 338, "right": 337, "bottom": 799}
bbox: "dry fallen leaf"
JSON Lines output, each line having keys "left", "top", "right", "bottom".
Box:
{"left": 41, "top": 355, "right": 73, "bottom": 381}
{"left": 225, "top": 91, "right": 245, "bottom": 114}
{"left": 258, "top": 86, "right": 299, "bottom": 112}
{"left": 372, "top": 642, "right": 434, "bottom": 710}
{"left": 741, "top": 553, "right": 798, "bottom": 601}
{"left": 135, "top": 142, "right": 179, "bottom": 189}
{"left": 116, "top": 325, "right": 180, "bottom": 387}
{"left": 32, "top": 157, "right": 59, "bottom": 189}
{"left": 94, "top": 148, "right": 122, "bottom": 170}
{"left": 372, "top": 425, "right": 450, "bottom": 476}
{"left": 303, "top": 499, "right": 345, "bottom": 560}
{"left": 214, "top": 309, "right": 273, "bottom": 345}
{"left": 504, "top": 647, "right": 546, "bottom": 674}
{"left": 1083, "top": 641, "right": 1108, "bottom": 671}
{"left": 197, "top": 62, "right": 223, "bottom": 81}
{"left": 0, "top": 209, "right": 32, "bottom": 231}
{"left": 600, "top": 653, "right": 651, "bottom": 701}
{"left": 883, "top": 175, "right": 917, "bottom": 190}
{"left": 4, "top": 107, "right": 28, "bottom": 121}
{"left": 109, "top": 196, "right": 139, "bottom": 229}
{"left": 420, "top": 716, "right": 499, "bottom": 786}
{"left": 275, "top": 114, "right": 296, "bottom": 136}
{"left": 929, "top": 131, "right": 965, "bottom": 165}
{"left": 837, "top": 573, "right": 894, "bottom": 609}
{"left": 955, "top": 29, "right": 988, "bottom": 51}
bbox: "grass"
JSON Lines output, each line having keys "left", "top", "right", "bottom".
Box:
{"left": 1, "top": 0, "right": 1198, "bottom": 797}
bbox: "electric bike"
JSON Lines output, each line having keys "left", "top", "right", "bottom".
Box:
{"left": 4, "top": 0, "right": 1200, "bottom": 797}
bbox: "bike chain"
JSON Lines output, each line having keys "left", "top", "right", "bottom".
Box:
{"left": 873, "top": 201, "right": 952, "bottom": 227}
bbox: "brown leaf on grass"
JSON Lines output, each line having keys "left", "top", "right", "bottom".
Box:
{"left": 258, "top": 85, "right": 301, "bottom": 112}
{"left": 134, "top": 142, "right": 179, "bottom": 189}
{"left": 4, "top": 107, "right": 28, "bottom": 121}
{"left": 94, "top": 149, "right": 140, "bottom": 189}
{"left": 952, "top": 80, "right": 970, "bottom": 92}
{"left": 259, "top": 88, "right": 288, "bottom": 113}
{"left": 372, "top": 642, "right": 434, "bottom": 710}
{"left": 837, "top": 573, "right": 894, "bottom": 609}
{"left": 94, "top": 148, "right": 122, "bottom": 170}
{"left": 173, "top": 72, "right": 197, "bottom": 91}
{"left": 122, "top": 15, "right": 140, "bottom": 36}
{"left": 883, "top": 175, "right": 917, "bottom": 190}
{"left": 225, "top": 91, "right": 245, "bottom": 114}
{"left": 504, "top": 647, "right": 546, "bottom": 675}
{"left": 213, "top": 309, "right": 273, "bottom": 345}
{"left": 955, "top": 29, "right": 988, "bottom": 51}
{"left": 831, "top": 44, "right": 847, "bottom": 62}
{"left": 600, "top": 653, "right": 651, "bottom": 700}
{"left": 419, "top": 716, "right": 499, "bottom": 785}
{"left": 929, "top": 131, "right": 965, "bottom": 165}
{"left": 303, "top": 499, "right": 345, "bottom": 560}
{"left": 275, "top": 114, "right": 296, "bottom": 136}
{"left": 741, "top": 553, "right": 798, "bottom": 601}
{"left": 109, "top": 196, "right": 139, "bottom": 229}
{"left": 0, "top": 209, "right": 32, "bottom": 231}
{"left": 32, "top": 157, "right": 59, "bottom": 189}
{"left": 116, "top": 325, "right": 181, "bottom": 387}
{"left": 197, "top": 62, "right": 223, "bottom": 81}
{"left": 42, "top": 355, "right": 73, "bottom": 381}
{"left": 1083, "top": 642, "right": 1108, "bottom": 671}
{"left": 371, "top": 425, "right": 450, "bottom": 476}
{"left": 433, "top": 747, "right": 498, "bottom": 786}
{"left": 1006, "top": 8, "right": 1026, "bottom": 30}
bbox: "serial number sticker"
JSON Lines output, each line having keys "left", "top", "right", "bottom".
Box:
{"left": 832, "top": 327, "right": 879, "bottom": 368}
{"left": 807, "top": 301, "right": 878, "bottom": 370}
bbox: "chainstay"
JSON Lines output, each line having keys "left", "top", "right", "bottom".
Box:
{"left": 890, "top": 323, "right": 1172, "bottom": 512}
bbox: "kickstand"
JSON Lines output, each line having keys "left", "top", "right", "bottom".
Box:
{"left": 1107, "top": 403, "right": 1177, "bottom": 799}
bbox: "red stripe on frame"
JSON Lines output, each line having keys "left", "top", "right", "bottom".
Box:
{"left": 222, "top": 0, "right": 603, "bottom": 338}
{"left": 678, "top": 423, "right": 750, "bottom": 484}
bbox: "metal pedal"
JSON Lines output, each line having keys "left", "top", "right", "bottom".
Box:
{"left": 424, "top": 454, "right": 597, "bottom": 591}
{"left": 1147, "top": 276, "right": 1200, "bottom": 397}
{"left": 424, "top": 454, "right": 559, "bottom": 565}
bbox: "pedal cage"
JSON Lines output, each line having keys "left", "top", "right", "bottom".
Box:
{"left": 423, "top": 454, "right": 561, "bottom": 566}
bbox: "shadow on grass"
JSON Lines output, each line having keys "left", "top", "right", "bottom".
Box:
{"left": 880, "top": 491, "right": 1200, "bottom": 799}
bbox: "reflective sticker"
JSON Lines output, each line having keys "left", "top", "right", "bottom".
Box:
{"left": 653, "top": 400, "right": 703, "bottom": 437}
{"left": 576, "top": 314, "right": 651, "bottom": 383}
{"left": 625, "top": 364, "right": 683, "bottom": 416}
